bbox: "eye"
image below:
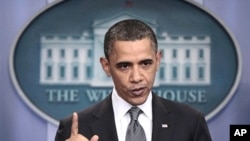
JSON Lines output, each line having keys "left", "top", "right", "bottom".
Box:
{"left": 141, "top": 60, "right": 153, "bottom": 67}
{"left": 116, "top": 63, "right": 131, "bottom": 71}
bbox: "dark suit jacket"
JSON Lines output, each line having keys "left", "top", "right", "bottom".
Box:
{"left": 55, "top": 94, "right": 212, "bottom": 141}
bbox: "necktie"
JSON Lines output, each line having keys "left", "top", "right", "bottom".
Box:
{"left": 126, "top": 106, "right": 146, "bottom": 141}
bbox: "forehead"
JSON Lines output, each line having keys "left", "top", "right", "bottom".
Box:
{"left": 110, "top": 39, "right": 155, "bottom": 61}
{"left": 114, "top": 38, "right": 153, "bottom": 52}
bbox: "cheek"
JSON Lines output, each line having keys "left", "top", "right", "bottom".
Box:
{"left": 147, "top": 74, "right": 155, "bottom": 83}
{"left": 144, "top": 70, "right": 157, "bottom": 84}
{"left": 111, "top": 72, "right": 129, "bottom": 86}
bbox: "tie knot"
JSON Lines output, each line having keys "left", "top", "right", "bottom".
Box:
{"left": 128, "top": 106, "right": 142, "bottom": 120}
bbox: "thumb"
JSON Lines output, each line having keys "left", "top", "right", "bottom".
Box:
{"left": 90, "top": 135, "right": 99, "bottom": 141}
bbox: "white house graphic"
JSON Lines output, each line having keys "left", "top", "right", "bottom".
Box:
{"left": 40, "top": 12, "right": 211, "bottom": 86}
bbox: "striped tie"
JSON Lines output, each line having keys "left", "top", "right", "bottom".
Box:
{"left": 126, "top": 107, "right": 146, "bottom": 141}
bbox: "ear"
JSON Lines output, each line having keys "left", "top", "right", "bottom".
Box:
{"left": 156, "top": 50, "right": 162, "bottom": 71}
{"left": 100, "top": 57, "right": 111, "bottom": 77}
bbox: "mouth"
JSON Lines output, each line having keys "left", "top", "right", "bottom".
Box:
{"left": 130, "top": 87, "right": 146, "bottom": 96}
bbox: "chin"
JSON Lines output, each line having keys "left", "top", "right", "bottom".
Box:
{"left": 131, "top": 98, "right": 147, "bottom": 106}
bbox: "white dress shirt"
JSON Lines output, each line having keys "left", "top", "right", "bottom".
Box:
{"left": 112, "top": 87, "right": 152, "bottom": 141}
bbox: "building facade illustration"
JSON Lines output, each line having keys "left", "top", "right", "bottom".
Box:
{"left": 40, "top": 12, "right": 211, "bottom": 86}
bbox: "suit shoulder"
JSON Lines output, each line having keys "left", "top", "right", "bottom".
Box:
{"left": 61, "top": 95, "right": 111, "bottom": 124}
{"left": 154, "top": 95, "right": 202, "bottom": 118}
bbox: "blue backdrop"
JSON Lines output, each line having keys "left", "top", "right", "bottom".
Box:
{"left": 1, "top": 0, "right": 249, "bottom": 141}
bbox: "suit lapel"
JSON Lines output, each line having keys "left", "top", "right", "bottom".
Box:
{"left": 152, "top": 95, "right": 176, "bottom": 141}
{"left": 90, "top": 95, "right": 119, "bottom": 141}
{"left": 87, "top": 94, "right": 176, "bottom": 141}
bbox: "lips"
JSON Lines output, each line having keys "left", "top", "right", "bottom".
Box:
{"left": 130, "top": 87, "right": 146, "bottom": 96}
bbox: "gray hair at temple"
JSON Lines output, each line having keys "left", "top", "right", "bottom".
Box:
{"left": 103, "top": 19, "right": 158, "bottom": 60}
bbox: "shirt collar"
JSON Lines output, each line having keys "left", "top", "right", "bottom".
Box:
{"left": 112, "top": 87, "right": 153, "bottom": 121}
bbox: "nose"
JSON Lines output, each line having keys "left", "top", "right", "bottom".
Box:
{"left": 130, "top": 66, "right": 142, "bottom": 83}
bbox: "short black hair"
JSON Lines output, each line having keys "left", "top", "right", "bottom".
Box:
{"left": 104, "top": 19, "right": 158, "bottom": 60}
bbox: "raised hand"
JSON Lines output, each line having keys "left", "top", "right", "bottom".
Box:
{"left": 66, "top": 112, "right": 99, "bottom": 141}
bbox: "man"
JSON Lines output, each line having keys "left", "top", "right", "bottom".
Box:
{"left": 55, "top": 19, "right": 212, "bottom": 141}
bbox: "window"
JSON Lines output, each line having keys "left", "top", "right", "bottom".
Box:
{"left": 46, "top": 65, "right": 52, "bottom": 78}
{"left": 172, "top": 66, "right": 178, "bottom": 80}
{"left": 186, "top": 49, "right": 190, "bottom": 59}
{"left": 172, "top": 49, "right": 177, "bottom": 59}
{"left": 185, "top": 66, "right": 191, "bottom": 79}
{"left": 73, "top": 66, "right": 79, "bottom": 79}
{"left": 198, "top": 66, "right": 205, "bottom": 80}
{"left": 47, "top": 49, "right": 52, "bottom": 58}
{"left": 86, "top": 66, "right": 92, "bottom": 79}
{"left": 160, "top": 66, "right": 165, "bottom": 80}
{"left": 60, "top": 65, "right": 65, "bottom": 79}
{"left": 60, "top": 49, "right": 65, "bottom": 58}
{"left": 198, "top": 49, "right": 204, "bottom": 59}
{"left": 87, "top": 49, "right": 92, "bottom": 58}
{"left": 73, "top": 49, "right": 78, "bottom": 58}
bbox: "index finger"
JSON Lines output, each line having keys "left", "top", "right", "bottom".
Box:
{"left": 71, "top": 112, "right": 78, "bottom": 136}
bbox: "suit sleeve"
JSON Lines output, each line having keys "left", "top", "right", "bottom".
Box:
{"left": 193, "top": 112, "right": 212, "bottom": 141}
{"left": 54, "top": 120, "right": 71, "bottom": 141}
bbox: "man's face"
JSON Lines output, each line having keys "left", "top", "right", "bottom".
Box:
{"left": 100, "top": 38, "right": 161, "bottom": 106}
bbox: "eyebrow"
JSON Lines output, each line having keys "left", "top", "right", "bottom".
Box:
{"left": 139, "top": 59, "right": 153, "bottom": 63}
{"left": 115, "top": 59, "right": 154, "bottom": 66}
{"left": 115, "top": 61, "right": 132, "bottom": 67}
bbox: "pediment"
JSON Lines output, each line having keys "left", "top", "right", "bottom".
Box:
{"left": 92, "top": 12, "right": 157, "bottom": 30}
